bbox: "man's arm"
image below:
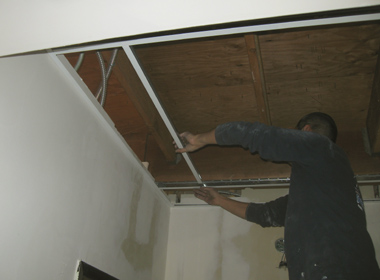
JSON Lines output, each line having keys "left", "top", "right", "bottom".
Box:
{"left": 194, "top": 187, "right": 249, "bottom": 219}
{"left": 175, "top": 123, "right": 288, "bottom": 226}
{"left": 245, "top": 195, "right": 288, "bottom": 227}
{"left": 174, "top": 129, "right": 217, "bottom": 153}
{"left": 176, "top": 122, "right": 300, "bottom": 161}
{"left": 194, "top": 187, "right": 288, "bottom": 227}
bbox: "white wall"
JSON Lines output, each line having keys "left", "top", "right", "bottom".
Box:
{"left": 166, "top": 188, "right": 380, "bottom": 280}
{"left": 165, "top": 189, "right": 289, "bottom": 280}
{"left": 1, "top": 0, "right": 379, "bottom": 57}
{"left": 366, "top": 202, "right": 380, "bottom": 265}
{"left": 0, "top": 53, "right": 171, "bottom": 280}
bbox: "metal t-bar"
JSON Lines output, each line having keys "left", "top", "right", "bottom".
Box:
{"left": 122, "top": 44, "right": 206, "bottom": 186}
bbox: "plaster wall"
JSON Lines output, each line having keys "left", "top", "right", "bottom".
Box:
{"left": 0, "top": 53, "right": 170, "bottom": 280}
{"left": 366, "top": 201, "right": 380, "bottom": 265}
{"left": 165, "top": 189, "right": 289, "bottom": 280}
{"left": 1, "top": 0, "right": 379, "bottom": 57}
{"left": 165, "top": 188, "right": 380, "bottom": 280}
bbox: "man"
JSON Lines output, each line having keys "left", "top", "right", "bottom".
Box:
{"left": 175, "top": 112, "right": 380, "bottom": 280}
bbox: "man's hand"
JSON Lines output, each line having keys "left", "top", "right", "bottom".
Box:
{"left": 174, "top": 132, "right": 204, "bottom": 153}
{"left": 174, "top": 129, "right": 217, "bottom": 153}
{"left": 194, "top": 187, "right": 249, "bottom": 220}
{"left": 193, "top": 187, "right": 223, "bottom": 206}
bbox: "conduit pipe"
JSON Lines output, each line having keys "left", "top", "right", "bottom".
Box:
{"left": 95, "top": 49, "right": 119, "bottom": 107}
{"left": 74, "top": 53, "right": 85, "bottom": 71}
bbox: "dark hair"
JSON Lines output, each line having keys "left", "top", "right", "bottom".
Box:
{"left": 296, "top": 112, "right": 338, "bottom": 143}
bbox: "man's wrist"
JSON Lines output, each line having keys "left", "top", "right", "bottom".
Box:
{"left": 215, "top": 194, "right": 229, "bottom": 207}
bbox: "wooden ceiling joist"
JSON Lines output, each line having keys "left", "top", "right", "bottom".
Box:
{"left": 366, "top": 46, "right": 380, "bottom": 155}
{"left": 244, "top": 34, "right": 271, "bottom": 125}
{"left": 64, "top": 22, "right": 380, "bottom": 184}
{"left": 104, "top": 49, "right": 177, "bottom": 162}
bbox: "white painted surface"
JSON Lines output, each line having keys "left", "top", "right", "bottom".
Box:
{"left": 165, "top": 189, "right": 289, "bottom": 280}
{"left": 0, "top": 53, "right": 170, "bottom": 280}
{"left": 1, "top": 0, "right": 379, "bottom": 57}
{"left": 366, "top": 201, "right": 380, "bottom": 265}
{"left": 166, "top": 189, "right": 380, "bottom": 280}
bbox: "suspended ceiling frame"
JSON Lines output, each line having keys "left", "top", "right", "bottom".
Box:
{"left": 50, "top": 9, "right": 380, "bottom": 189}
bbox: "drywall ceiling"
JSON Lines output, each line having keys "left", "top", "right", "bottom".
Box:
{"left": 64, "top": 20, "right": 380, "bottom": 187}
{"left": 2, "top": 1, "right": 377, "bottom": 57}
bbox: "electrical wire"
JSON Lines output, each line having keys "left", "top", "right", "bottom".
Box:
{"left": 74, "top": 53, "right": 85, "bottom": 71}
{"left": 95, "top": 49, "right": 119, "bottom": 107}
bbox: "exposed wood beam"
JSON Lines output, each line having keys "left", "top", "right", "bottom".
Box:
{"left": 103, "top": 49, "right": 177, "bottom": 162}
{"left": 244, "top": 34, "right": 271, "bottom": 125}
{"left": 366, "top": 47, "right": 380, "bottom": 155}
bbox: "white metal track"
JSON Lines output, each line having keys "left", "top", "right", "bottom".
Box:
{"left": 122, "top": 44, "right": 206, "bottom": 185}
{"left": 49, "top": 11, "right": 380, "bottom": 186}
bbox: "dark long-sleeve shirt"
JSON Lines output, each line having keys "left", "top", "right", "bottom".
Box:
{"left": 245, "top": 195, "right": 288, "bottom": 227}
{"left": 215, "top": 121, "right": 380, "bottom": 280}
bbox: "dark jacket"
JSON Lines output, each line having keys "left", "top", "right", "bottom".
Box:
{"left": 215, "top": 121, "right": 380, "bottom": 280}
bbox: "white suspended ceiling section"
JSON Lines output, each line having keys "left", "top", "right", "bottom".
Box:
{"left": 2, "top": 0, "right": 379, "bottom": 57}
{"left": 50, "top": 11, "right": 380, "bottom": 189}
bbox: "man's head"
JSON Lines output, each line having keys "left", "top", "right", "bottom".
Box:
{"left": 296, "top": 112, "right": 338, "bottom": 143}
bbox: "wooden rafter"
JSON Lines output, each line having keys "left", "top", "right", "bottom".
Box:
{"left": 104, "top": 49, "right": 177, "bottom": 162}
{"left": 366, "top": 47, "right": 380, "bottom": 155}
{"left": 244, "top": 34, "right": 271, "bottom": 125}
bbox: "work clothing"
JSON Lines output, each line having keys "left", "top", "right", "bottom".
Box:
{"left": 215, "top": 121, "right": 380, "bottom": 280}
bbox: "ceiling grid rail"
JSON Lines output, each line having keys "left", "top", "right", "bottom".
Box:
{"left": 122, "top": 44, "right": 206, "bottom": 186}
{"left": 157, "top": 174, "right": 380, "bottom": 190}
{"left": 52, "top": 12, "right": 380, "bottom": 56}
{"left": 49, "top": 10, "right": 380, "bottom": 187}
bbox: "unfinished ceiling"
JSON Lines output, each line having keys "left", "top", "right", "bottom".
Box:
{"left": 64, "top": 21, "right": 380, "bottom": 187}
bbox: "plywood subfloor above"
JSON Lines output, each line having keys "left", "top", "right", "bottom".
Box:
{"left": 64, "top": 21, "right": 380, "bottom": 185}
{"left": 260, "top": 24, "right": 380, "bottom": 131}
